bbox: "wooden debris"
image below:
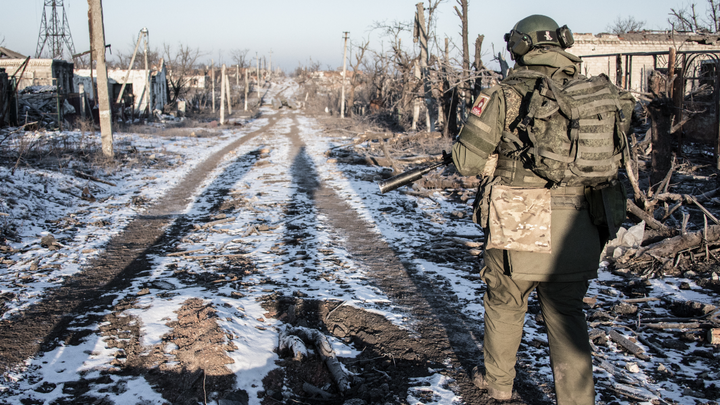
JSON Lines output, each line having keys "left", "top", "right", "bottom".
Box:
{"left": 194, "top": 217, "right": 235, "bottom": 230}
{"left": 602, "top": 382, "right": 656, "bottom": 403}
{"left": 636, "top": 334, "right": 667, "bottom": 358}
{"left": 167, "top": 249, "right": 204, "bottom": 257}
{"left": 635, "top": 224, "right": 720, "bottom": 262}
{"left": 608, "top": 330, "right": 650, "bottom": 360}
{"left": 643, "top": 322, "right": 703, "bottom": 330}
{"left": 278, "top": 326, "right": 350, "bottom": 392}
{"left": 182, "top": 253, "right": 254, "bottom": 260}
{"left": 278, "top": 332, "right": 307, "bottom": 361}
{"left": 73, "top": 170, "right": 116, "bottom": 187}
{"left": 622, "top": 297, "right": 660, "bottom": 304}
{"left": 303, "top": 382, "right": 333, "bottom": 400}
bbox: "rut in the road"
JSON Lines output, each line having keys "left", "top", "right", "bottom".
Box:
{"left": 0, "top": 116, "right": 278, "bottom": 374}
{"left": 278, "top": 117, "right": 549, "bottom": 404}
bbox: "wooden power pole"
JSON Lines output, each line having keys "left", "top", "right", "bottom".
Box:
{"left": 340, "top": 31, "right": 349, "bottom": 118}
{"left": 211, "top": 60, "right": 215, "bottom": 113}
{"left": 87, "top": 0, "right": 112, "bottom": 158}
{"left": 220, "top": 64, "right": 226, "bottom": 125}
{"left": 244, "top": 68, "right": 248, "bottom": 111}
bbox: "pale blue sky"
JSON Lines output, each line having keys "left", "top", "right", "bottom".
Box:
{"left": 0, "top": 0, "right": 701, "bottom": 72}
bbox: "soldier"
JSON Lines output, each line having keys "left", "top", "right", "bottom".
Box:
{"left": 451, "top": 15, "right": 635, "bottom": 404}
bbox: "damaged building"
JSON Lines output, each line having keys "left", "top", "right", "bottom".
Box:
{"left": 573, "top": 31, "right": 720, "bottom": 93}
{"left": 574, "top": 32, "right": 720, "bottom": 148}
{"left": 74, "top": 58, "right": 168, "bottom": 117}
{"left": 0, "top": 48, "right": 76, "bottom": 128}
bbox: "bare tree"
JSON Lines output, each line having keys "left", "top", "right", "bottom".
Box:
{"left": 668, "top": 0, "right": 720, "bottom": 32}
{"left": 113, "top": 37, "right": 161, "bottom": 69}
{"left": 347, "top": 39, "right": 370, "bottom": 117}
{"left": 454, "top": 0, "right": 469, "bottom": 75}
{"left": 231, "top": 49, "right": 250, "bottom": 68}
{"left": 606, "top": 16, "right": 646, "bottom": 34}
{"left": 669, "top": 3, "right": 703, "bottom": 31}
{"left": 163, "top": 43, "right": 205, "bottom": 104}
{"left": 709, "top": 0, "right": 720, "bottom": 32}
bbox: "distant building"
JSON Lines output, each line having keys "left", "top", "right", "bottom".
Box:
{"left": 0, "top": 57, "right": 74, "bottom": 95}
{"left": 573, "top": 32, "right": 720, "bottom": 93}
{"left": 75, "top": 59, "right": 168, "bottom": 114}
{"left": 0, "top": 47, "right": 27, "bottom": 59}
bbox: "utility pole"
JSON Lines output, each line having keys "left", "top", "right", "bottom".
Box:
{"left": 256, "top": 52, "right": 260, "bottom": 99}
{"left": 225, "top": 69, "right": 232, "bottom": 115}
{"left": 211, "top": 60, "right": 215, "bottom": 113}
{"left": 116, "top": 28, "right": 147, "bottom": 105}
{"left": 143, "top": 29, "right": 150, "bottom": 118}
{"left": 269, "top": 50, "right": 273, "bottom": 76}
{"left": 244, "top": 67, "right": 248, "bottom": 111}
{"left": 220, "top": 64, "right": 226, "bottom": 124}
{"left": 340, "top": 31, "right": 349, "bottom": 118}
{"left": 87, "top": 0, "right": 112, "bottom": 157}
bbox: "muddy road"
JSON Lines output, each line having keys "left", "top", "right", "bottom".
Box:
{"left": 0, "top": 93, "right": 537, "bottom": 405}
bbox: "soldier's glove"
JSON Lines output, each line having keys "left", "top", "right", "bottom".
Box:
{"left": 442, "top": 150, "right": 452, "bottom": 166}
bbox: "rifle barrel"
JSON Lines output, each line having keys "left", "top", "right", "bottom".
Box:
{"left": 377, "top": 161, "right": 445, "bottom": 193}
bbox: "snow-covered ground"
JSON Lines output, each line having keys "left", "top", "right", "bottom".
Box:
{"left": 0, "top": 79, "right": 718, "bottom": 404}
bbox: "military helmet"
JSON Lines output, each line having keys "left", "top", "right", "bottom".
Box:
{"left": 504, "top": 14, "right": 574, "bottom": 58}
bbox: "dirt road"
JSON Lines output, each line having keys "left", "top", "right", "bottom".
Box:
{"left": 0, "top": 95, "right": 540, "bottom": 404}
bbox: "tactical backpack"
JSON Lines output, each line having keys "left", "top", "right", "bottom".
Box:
{"left": 503, "top": 70, "right": 630, "bottom": 187}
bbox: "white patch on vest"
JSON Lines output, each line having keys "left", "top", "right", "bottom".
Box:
{"left": 544, "top": 31, "right": 552, "bottom": 41}
{"left": 471, "top": 94, "right": 491, "bottom": 118}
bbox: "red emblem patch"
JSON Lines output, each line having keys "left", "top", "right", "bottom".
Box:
{"left": 471, "top": 94, "right": 490, "bottom": 117}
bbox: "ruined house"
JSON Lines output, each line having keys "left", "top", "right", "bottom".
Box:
{"left": 74, "top": 59, "right": 168, "bottom": 115}
{"left": 573, "top": 32, "right": 720, "bottom": 93}
{"left": 0, "top": 56, "right": 74, "bottom": 95}
{"left": 0, "top": 49, "right": 76, "bottom": 127}
{"left": 0, "top": 68, "right": 10, "bottom": 127}
{"left": 573, "top": 32, "right": 720, "bottom": 146}
{"left": 0, "top": 47, "right": 26, "bottom": 60}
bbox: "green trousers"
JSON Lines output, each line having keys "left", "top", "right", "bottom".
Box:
{"left": 481, "top": 257, "right": 595, "bottom": 405}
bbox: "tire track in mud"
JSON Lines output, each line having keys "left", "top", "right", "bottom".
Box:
{"left": 279, "top": 116, "right": 512, "bottom": 404}
{"left": 0, "top": 116, "right": 278, "bottom": 375}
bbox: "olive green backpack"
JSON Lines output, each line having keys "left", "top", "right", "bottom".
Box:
{"left": 505, "top": 70, "right": 630, "bottom": 187}
{"left": 502, "top": 70, "right": 633, "bottom": 236}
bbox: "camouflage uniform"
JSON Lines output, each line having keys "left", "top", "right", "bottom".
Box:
{"left": 452, "top": 46, "right": 634, "bottom": 405}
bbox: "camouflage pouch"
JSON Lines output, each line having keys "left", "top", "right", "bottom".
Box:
{"left": 584, "top": 180, "right": 627, "bottom": 239}
{"left": 486, "top": 185, "right": 552, "bottom": 253}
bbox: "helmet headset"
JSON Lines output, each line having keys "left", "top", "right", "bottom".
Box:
{"left": 504, "top": 15, "right": 574, "bottom": 59}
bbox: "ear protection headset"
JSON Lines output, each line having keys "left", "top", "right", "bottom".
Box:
{"left": 504, "top": 25, "right": 574, "bottom": 58}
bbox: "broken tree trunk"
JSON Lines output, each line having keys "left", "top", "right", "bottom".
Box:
{"left": 648, "top": 97, "right": 674, "bottom": 186}
{"left": 635, "top": 224, "right": 720, "bottom": 262}
{"left": 278, "top": 326, "right": 350, "bottom": 392}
